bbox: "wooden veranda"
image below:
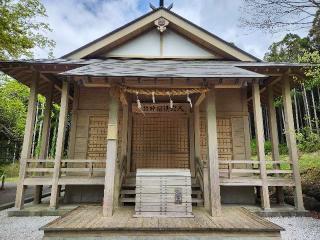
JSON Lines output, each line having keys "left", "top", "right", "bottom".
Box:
{"left": 41, "top": 205, "right": 283, "bottom": 239}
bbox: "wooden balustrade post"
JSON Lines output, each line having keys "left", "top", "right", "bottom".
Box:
{"left": 267, "top": 86, "right": 284, "bottom": 205}
{"left": 206, "top": 89, "right": 222, "bottom": 216}
{"left": 252, "top": 82, "right": 270, "bottom": 210}
{"left": 103, "top": 90, "right": 119, "bottom": 217}
{"left": 49, "top": 80, "right": 69, "bottom": 209}
{"left": 34, "top": 82, "right": 54, "bottom": 204}
{"left": 15, "top": 71, "right": 39, "bottom": 209}
{"left": 282, "top": 74, "right": 304, "bottom": 211}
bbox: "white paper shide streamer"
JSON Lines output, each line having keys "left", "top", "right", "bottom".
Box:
{"left": 187, "top": 90, "right": 192, "bottom": 108}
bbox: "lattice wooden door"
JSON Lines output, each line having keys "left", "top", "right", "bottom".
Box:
{"left": 131, "top": 114, "right": 190, "bottom": 171}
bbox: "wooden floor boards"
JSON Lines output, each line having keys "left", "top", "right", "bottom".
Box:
{"left": 42, "top": 205, "right": 283, "bottom": 232}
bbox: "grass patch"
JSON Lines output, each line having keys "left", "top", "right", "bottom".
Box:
{"left": 5, "top": 177, "right": 19, "bottom": 183}
{"left": 251, "top": 152, "right": 320, "bottom": 172}
{"left": 0, "top": 162, "right": 20, "bottom": 179}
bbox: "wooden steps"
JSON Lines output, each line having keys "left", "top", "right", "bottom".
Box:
{"left": 120, "top": 176, "right": 204, "bottom": 206}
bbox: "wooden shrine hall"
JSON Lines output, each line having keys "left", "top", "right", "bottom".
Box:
{"left": 0, "top": 4, "right": 309, "bottom": 239}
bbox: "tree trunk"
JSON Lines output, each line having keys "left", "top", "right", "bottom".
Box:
{"left": 31, "top": 101, "right": 39, "bottom": 158}
{"left": 293, "top": 89, "right": 300, "bottom": 132}
{"left": 311, "top": 89, "right": 319, "bottom": 134}
{"left": 302, "top": 85, "right": 312, "bottom": 129}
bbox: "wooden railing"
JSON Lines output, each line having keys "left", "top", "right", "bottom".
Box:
{"left": 25, "top": 159, "right": 106, "bottom": 178}
{"left": 219, "top": 160, "right": 294, "bottom": 179}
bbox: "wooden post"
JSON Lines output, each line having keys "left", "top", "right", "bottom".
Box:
{"left": 206, "top": 89, "right": 222, "bottom": 217}
{"left": 115, "top": 100, "right": 128, "bottom": 206}
{"left": 252, "top": 82, "right": 270, "bottom": 210}
{"left": 282, "top": 75, "right": 305, "bottom": 211}
{"left": 67, "top": 83, "right": 79, "bottom": 159}
{"left": 126, "top": 103, "right": 133, "bottom": 174}
{"left": 103, "top": 91, "right": 119, "bottom": 217}
{"left": 194, "top": 106, "right": 201, "bottom": 161}
{"left": 189, "top": 114, "right": 195, "bottom": 177}
{"left": 267, "top": 86, "right": 284, "bottom": 205}
{"left": 120, "top": 101, "right": 129, "bottom": 168}
{"left": 49, "top": 80, "right": 69, "bottom": 209}
{"left": 15, "top": 71, "right": 39, "bottom": 209}
{"left": 194, "top": 93, "right": 205, "bottom": 161}
{"left": 34, "top": 82, "right": 53, "bottom": 204}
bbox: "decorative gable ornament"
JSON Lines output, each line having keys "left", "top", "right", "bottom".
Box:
{"left": 154, "top": 17, "right": 169, "bottom": 32}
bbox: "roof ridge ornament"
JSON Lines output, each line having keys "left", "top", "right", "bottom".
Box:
{"left": 149, "top": 0, "right": 173, "bottom": 11}
{"left": 155, "top": 17, "right": 169, "bottom": 32}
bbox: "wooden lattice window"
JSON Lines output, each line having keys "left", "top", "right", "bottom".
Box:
{"left": 200, "top": 115, "right": 233, "bottom": 162}
{"left": 131, "top": 114, "right": 190, "bottom": 170}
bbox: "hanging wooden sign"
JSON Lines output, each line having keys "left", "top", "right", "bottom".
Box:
{"left": 132, "top": 103, "right": 190, "bottom": 114}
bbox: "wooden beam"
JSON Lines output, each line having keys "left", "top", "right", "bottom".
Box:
{"left": 194, "top": 107, "right": 201, "bottom": 160}
{"left": 34, "top": 82, "right": 54, "bottom": 204}
{"left": 247, "top": 76, "right": 282, "bottom": 102}
{"left": 126, "top": 103, "right": 133, "bottom": 174}
{"left": 189, "top": 113, "right": 195, "bottom": 177}
{"left": 282, "top": 74, "right": 305, "bottom": 211}
{"left": 120, "top": 92, "right": 128, "bottom": 106}
{"left": 252, "top": 82, "right": 270, "bottom": 210}
{"left": 15, "top": 71, "right": 39, "bottom": 209}
{"left": 115, "top": 102, "right": 129, "bottom": 206}
{"left": 67, "top": 83, "right": 80, "bottom": 159}
{"left": 195, "top": 93, "right": 206, "bottom": 107}
{"left": 49, "top": 80, "right": 69, "bottom": 209}
{"left": 206, "top": 89, "right": 222, "bottom": 216}
{"left": 103, "top": 91, "right": 119, "bottom": 217}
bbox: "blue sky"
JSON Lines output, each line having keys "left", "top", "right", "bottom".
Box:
{"left": 37, "top": 0, "right": 308, "bottom": 59}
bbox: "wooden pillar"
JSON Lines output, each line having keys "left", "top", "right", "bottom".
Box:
{"left": 194, "top": 106, "right": 201, "bottom": 161}
{"left": 206, "top": 89, "right": 222, "bottom": 216}
{"left": 126, "top": 103, "right": 133, "bottom": 174}
{"left": 103, "top": 91, "right": 119, "bottom": 217}
{"left": 115, "top": 98, "right": 129, "bottom": 206}
{"left": 120, "top": 99, "right": 129, "bottom": 168}
{"left": 267, "top": 86, "right": 285, "bottom": 204}
{"left": 67, "top": 83, "right": 79, "bottom": 159}
{"left": 189, "top": 113, "right": 195, "bottom": 177}
{"left": 282, "top": 75, "right": 305, "bottom": 211}
{"left": 49, "top": 80, "right": 69, "bottom": 209}
{"left": 252, "top": 82, "right": 270, "bottom": 210}
{"left": 34, "top": 82, "right": 54, "bottom": 204}
{"left": 15, "top": 71, "right": 39, "bottom": 209}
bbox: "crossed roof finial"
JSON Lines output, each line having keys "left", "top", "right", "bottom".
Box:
{"left": 150, "top": 0, "right": 173, "bottom": 11}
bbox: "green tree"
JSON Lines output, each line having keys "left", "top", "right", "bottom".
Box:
{"left": 0, "top": 0, "right": 55, "bottom": 60}
{"left": 0, "top": 75, "right": 29, "bottom": 139}
{"left": 309, "top": 9, "right": 320, "bottom": 50}
{"left": 264, "top": 34, "right": 311, "bottom": 62}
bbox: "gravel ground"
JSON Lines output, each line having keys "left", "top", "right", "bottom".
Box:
{"left": 0, "top": 208, "right": 320, "bottom": 240}
{"left": 267, "top": 217, "right": 320, "bottom": 240}
{"left": 0, "top": 208, "right": 58, "bottom": 240}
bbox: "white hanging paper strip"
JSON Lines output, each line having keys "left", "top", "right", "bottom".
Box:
{"left": 152, "top": 91, "right": 156, "bottom": 103}
{"left": 136, "top": 92, "right": 142, "bottom": 110}
{"left": 187, "top": 91, "right": 192, "bottom": 108}
{"left": 167, "top": 91, "right": 173, "bottom": 109}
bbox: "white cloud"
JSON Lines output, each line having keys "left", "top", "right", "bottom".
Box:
{"left": 36, "top": 0, "right": 309, "bottom": 59}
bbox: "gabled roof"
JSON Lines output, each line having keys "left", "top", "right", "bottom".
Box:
{"left": 63, "top": 8, "right": 261, "bottom": 62}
